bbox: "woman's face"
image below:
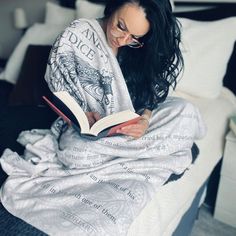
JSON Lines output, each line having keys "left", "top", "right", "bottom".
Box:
{"left": 106, "top": 3, "right": 150, "bottom": 50}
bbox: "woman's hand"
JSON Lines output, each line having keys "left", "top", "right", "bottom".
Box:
{"left": 116, "top": 109, "right": 151, "bottom": 139}
{"left": 116, "top": 116, "right": 149, "bottom": 139}
{"left": 85, "top": 112, "right": 101, "bottom": 127}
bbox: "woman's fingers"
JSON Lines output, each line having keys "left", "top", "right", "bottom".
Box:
{"left": 85, "top": 112, "right": 101, "bottom": 127}
{"left": 85, "top": 112, "right": 96, "bottom": 127}
{"left": 116, "top": 122, "right": 148, "bottom": 138}
{"left": 93, "top": 112, "right": 101, "bottom": 121}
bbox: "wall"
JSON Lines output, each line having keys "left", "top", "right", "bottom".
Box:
{"left": 0, "top": 0, "right": 57, "bottom": 59}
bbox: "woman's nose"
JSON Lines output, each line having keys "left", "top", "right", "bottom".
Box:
{"left": 117, "top": 34, "right": 132, "bottom": 45}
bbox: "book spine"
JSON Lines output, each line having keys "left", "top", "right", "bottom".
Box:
{"left": 42, "top": 96, "right": 72, "bottom": 125}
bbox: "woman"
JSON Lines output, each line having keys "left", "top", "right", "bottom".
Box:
{"left": 45, "top": 0, "right": 183, "bottom": 139}
{"left": 0, "top": 1, "right": 205, "bottom": 235}
{"left": 103, "top": 0, "right": 182, "bottom": 138}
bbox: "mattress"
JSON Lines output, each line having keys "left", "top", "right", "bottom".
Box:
{"left": 128, "top": 87, "right": 236, "bottom": 236}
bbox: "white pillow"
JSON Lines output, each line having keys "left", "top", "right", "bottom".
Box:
{"left": 170, "top": 0, "right": 175, "bottom": 11}
{"left": 176, "top": 17, "right": 236, "bottom": 98}
{"left": 45, "top": 1, "right": 76, "bottom": 26}
{"left": 76, "top": 0, "right": 105, "bottom": 19}
{"left": 4, "top": 23, "right": 65, "bottom": 84}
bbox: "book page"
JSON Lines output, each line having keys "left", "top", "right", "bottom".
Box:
{"left": 54, "top": 91, "right": 90, "bottom": 133}
{"left": 90, "top": 110, "right": 140, "bottom": 136}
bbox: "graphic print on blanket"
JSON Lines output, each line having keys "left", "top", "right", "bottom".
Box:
{"left": 45, "top": 19, "right": 134, "bottom": 116}
{"left": 48, "top": 51, "right": 113, "bottom": 109}
{"left": 0, "top": 19, "right": 206, "bottom": 236}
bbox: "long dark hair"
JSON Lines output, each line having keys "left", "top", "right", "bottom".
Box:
{"left": 104, "top": 0, "right": 183, "bottom": 110}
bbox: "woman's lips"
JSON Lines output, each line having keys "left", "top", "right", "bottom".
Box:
{"left": 111, "top": 39, "right": 119, "bottom": 47}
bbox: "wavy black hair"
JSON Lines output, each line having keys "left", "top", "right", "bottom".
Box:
{"left": 104, "top": 0, "right": 183, "bottom": 110}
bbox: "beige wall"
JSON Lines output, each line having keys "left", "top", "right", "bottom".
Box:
{"left": 0, "top": 0, "right": 57, "bottom": 59}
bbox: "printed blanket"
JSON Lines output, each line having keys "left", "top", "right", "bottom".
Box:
{"left": 0, "top": 19, "right": 206, "bottom": 236}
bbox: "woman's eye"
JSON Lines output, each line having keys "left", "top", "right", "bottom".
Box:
{"left": 117, "top": 22, "right": 126, "bottom": 31}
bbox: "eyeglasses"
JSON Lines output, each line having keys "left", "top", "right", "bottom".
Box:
{"left": 111, "top": 21, "right": 144, "bottom": 49}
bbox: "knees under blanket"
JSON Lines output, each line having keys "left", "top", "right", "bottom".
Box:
{"left": 0, "top": 96, "right": 206, "bottom": 236}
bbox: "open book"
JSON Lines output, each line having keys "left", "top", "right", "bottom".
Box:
{"left": 42, "top": 91, "right": 140, "bottom": 140}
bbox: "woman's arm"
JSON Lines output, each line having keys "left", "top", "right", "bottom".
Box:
{"left": 141, "top": 109, "right": 152, "bottom": 124}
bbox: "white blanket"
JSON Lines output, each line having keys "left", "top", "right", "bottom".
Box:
{"left": 0, "top": 19, "right": 206, "bottom": 236}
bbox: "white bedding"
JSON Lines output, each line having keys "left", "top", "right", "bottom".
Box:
{"left": 128, "top": 87, "right": 236, "bottom": 236}
{"left": 0, "top": 23, "right": 65, "bottom": 84}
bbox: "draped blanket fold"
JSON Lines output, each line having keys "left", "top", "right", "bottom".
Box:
{"left": 0, "top": 19, "right": 206, "bottom": 236}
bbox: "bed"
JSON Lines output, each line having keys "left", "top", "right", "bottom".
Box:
{"left": 0, "top": 0, "right": 236, "bottom": 235}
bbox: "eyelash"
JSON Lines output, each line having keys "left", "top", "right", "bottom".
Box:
{"left": 117, "top": 22, "right": 126, "bottom": 31}
{"left": 117, "top": 22, "right": 139, "bottom": 40}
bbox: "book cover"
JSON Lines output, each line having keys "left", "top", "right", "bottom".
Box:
{"left": 42, "top": 91, "right": 140, "bottom": 140}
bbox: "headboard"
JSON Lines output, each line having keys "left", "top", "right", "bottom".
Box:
{"left": 58, "top": 0, "right": 76, "bottom": 8}
{"left": 58, "top": 0, "right": 107, "bottom": 8}
{"left": 58, "top": 0, "right": 236, "bottom": 9}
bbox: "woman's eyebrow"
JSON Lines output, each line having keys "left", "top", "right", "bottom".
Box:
{"left": 119, "top": 18, "right": 144, "bottom": 38}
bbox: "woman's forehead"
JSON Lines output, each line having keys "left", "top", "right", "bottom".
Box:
{"left": 115, "top": 4, "right": 150, "bottom": 37}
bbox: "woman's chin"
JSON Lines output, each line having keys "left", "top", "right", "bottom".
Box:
{"left": 111, "top": 40, "right": 119, "bottom": 48}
